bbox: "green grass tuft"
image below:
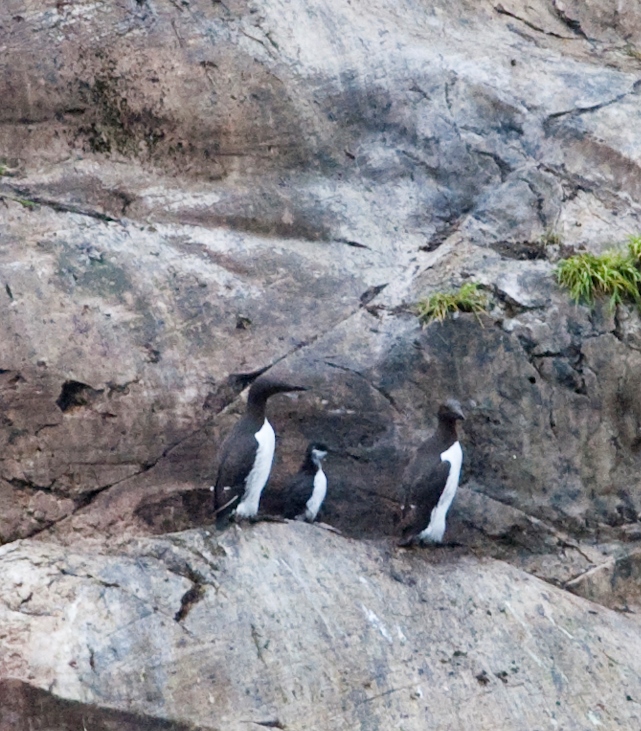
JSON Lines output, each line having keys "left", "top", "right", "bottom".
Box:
{"left": 540, "top": 229, "right": 562, "bottom": 246}
{"left": 556, "top": 238, "right": 641, "bottom": 309}
{"left": 624, "top": 45, "right": 641, "bottom": 61}
{"left": 416, "top": 282, "right": 488, "bottom": 325}
{"left": 16, "top": 198, "right": 37, "bottom": 209}
{"left": 627, "top": 235, "right": 641, "bottom": 263}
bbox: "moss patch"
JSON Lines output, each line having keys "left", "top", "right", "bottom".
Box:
{"left": 77, "top": 55, "right": 165, "bottom": 158}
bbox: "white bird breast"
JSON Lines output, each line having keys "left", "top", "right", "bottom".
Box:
{"left": 305, "top": 468, "right": 327, "bottom": 521}
{"left": 418, "top": 440, "right": 463, "bottom": 543}
{"left": 235, "top": 419, "right": 275, "bottom": 518}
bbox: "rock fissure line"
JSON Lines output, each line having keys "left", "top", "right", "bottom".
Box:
{"left": 353, "top": 484, "right": 403, "bottom": 507}
{"left": 332, "top": 237, "right": 370, "bottom": 250}
{"left": 174, "top": 580, "right": 207, "bottom": 623}
{"left": 238, "top": 28, "right": 278, "bottom": 59}
{"left": 493, "top": 4, "right": 577, "bottom": 41}
{"left": 475, "top": 149, "right": 514, "bottom": 183}
{"left": 59, "top": 567, "right": 121, "bottom": 589}
{"left": 33, "top": 422, "right": 62, "bottom": 436}
{"left": 169, "top": 550, "right": 223, "bottom": 582}
{"left": 562, "top": 558, "right": 609, "bottom": 588}
{"left": 537, "top": 162, "right": 594, "bottom": 200}
{"left": 246, "top": 719, "right": 286, "bottom": 729}
{"left": 0, "top": 598, "right": 54, "bottom": 618}
{"left": 550, "top": 0, "right": 592, "bottom": 41}
{"left": 0, "top": 184, "right": 122, "bottom": 224}
{"left": 5, "top": 476, "right": 56, "bottom": 493}
{"left": 250, "top": 622, "right": 269, "bottom": 665}
{"left": 464, "top": 484, "right": 574, "bottom": 542}
{"left": 356, "top": 684, "right": 416, "bottom": 706}
{"left": 321, "top": 360, "right": 401, "bottom": 414}
{"left": 520, "top": 177, "right": 548, "bottom": 227}
{"left": 545, "top": 87, "right": 636, "bottom": 124}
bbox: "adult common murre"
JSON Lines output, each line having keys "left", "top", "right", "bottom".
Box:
{"left": 213, "top": 377, "right": 306, "bottom": 525}
{"left": 398, "top": 399, "right": 465, "bottom": 546}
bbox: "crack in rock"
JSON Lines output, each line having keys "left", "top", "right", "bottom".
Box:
{"left": 250, "top": 622, "right": 269, "bottom": 665}
{"left": 545, "top": 87, "right": 637, "bottom": 126}
{"left": 174, "top": 580, "right": 206, "bottom": 623}
{"left": 493, "top": 3, "right": 577, "bottom": 40}
{"left": 321, "top": 360, "right": 400, "bottom": 413}
{"left": 550, "top": 0, "right": 591, "bottom": 40}
{"left": 0, "top": 183, "right": 121, "bottom": 223}
{"left": 333, "top": 237, "right": 370, "bottom": 250}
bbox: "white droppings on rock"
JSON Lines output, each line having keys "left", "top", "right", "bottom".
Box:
{"left": 361, "top": 604, "right": 393, "bottom": 644}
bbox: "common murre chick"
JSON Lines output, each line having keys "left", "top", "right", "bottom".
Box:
{"left": 282, "top": 442, "right": 329, "bottom": 522}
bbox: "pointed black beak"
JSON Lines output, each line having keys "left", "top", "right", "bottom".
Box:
{"left": 271, "top": 382, "right": 308, "bottom": 395}
{"left": 278, "top": 385, "right": 307, "bottom": 396}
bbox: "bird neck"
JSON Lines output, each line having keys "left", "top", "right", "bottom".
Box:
{"left": 300, "top": 456, "right": 316, "bottom": 474}
{"left": 435, "top": 418, "right": 458, "bottom": 447}
{"left": 311, "top": 454, "right": 326, "bottom": 473}
{"left": 299, "top": 451, "right": 325, "bottom": 474}
{"left": 246, "top": 394, "right": 268, "bottom": 427}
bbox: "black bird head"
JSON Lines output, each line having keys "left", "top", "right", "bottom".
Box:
{"left": 247, "top": 377, "right": 307, "bottom": 405}
{"left": 308, "top": 441, "right": 329, "bottom": 462}
{"left": 244, "top": 377, "right": 307, "bottom": 422}
{"left": 301, "top": 441, "right": 329, "bottom": 471}
{"left": 437, "top": 398, "right": 465, "bottom": 422}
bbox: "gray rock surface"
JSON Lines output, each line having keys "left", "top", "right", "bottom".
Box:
{"left": 2, "top": 0, "right": 641, "bottom": 725}
{"left": 3, "top": 523, "right": 641, "bottom": 731}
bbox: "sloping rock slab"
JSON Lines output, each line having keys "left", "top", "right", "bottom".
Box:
{"left": 1, "top": 523, "right": 641, "bottom": 730}
{"left": 0, "top": 678, "right": 204, "bottom": 731}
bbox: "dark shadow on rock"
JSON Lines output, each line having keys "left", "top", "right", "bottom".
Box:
{"left": 0, "top": 679, "right": 210, "bottom": 731}
{"left": 135, "top": 487, "right": 215, "bottom": 534}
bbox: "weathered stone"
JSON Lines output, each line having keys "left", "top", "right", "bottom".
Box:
{"left": 0, "top": 679, "right": 197, "bottom": 731}
{"left": 565, "top": 547, "right": 641, "bottom": 612}
{"left": 2, "top": 524, "right": 641, "bottom": 730}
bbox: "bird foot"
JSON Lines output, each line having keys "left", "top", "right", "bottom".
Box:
{"left": 419, "top": 539, "right": 463, "bottom": 549}
{"left": 427, "top": 541, "right": 465, "bottom": 548}
{"left": 397, "top": 536, "right": 416, "bottom": 548}
{"left": 397, "top": 536, "right": 463, "bottom": 549}
{"left": 253, "top": 514, "right": 288, "bottom": 524}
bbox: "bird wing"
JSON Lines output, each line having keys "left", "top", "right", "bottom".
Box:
{"left": 282, "top": 473, "right": 313, "bottom": 519}
{"left": 400, "top": 455, "right": 450, "bottom": 540}
{"left": 400, "top": 448, "right": 431, "bottom": 517}
{"left": 214, "top": 425, "right": 258, "bottom": 515}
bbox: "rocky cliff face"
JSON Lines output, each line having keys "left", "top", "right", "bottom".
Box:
{"left": 4, "top": 523, "right": 641, "bottom": 731}
{"left": 2, "top": 0, "right": 641, "bottom": 727}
